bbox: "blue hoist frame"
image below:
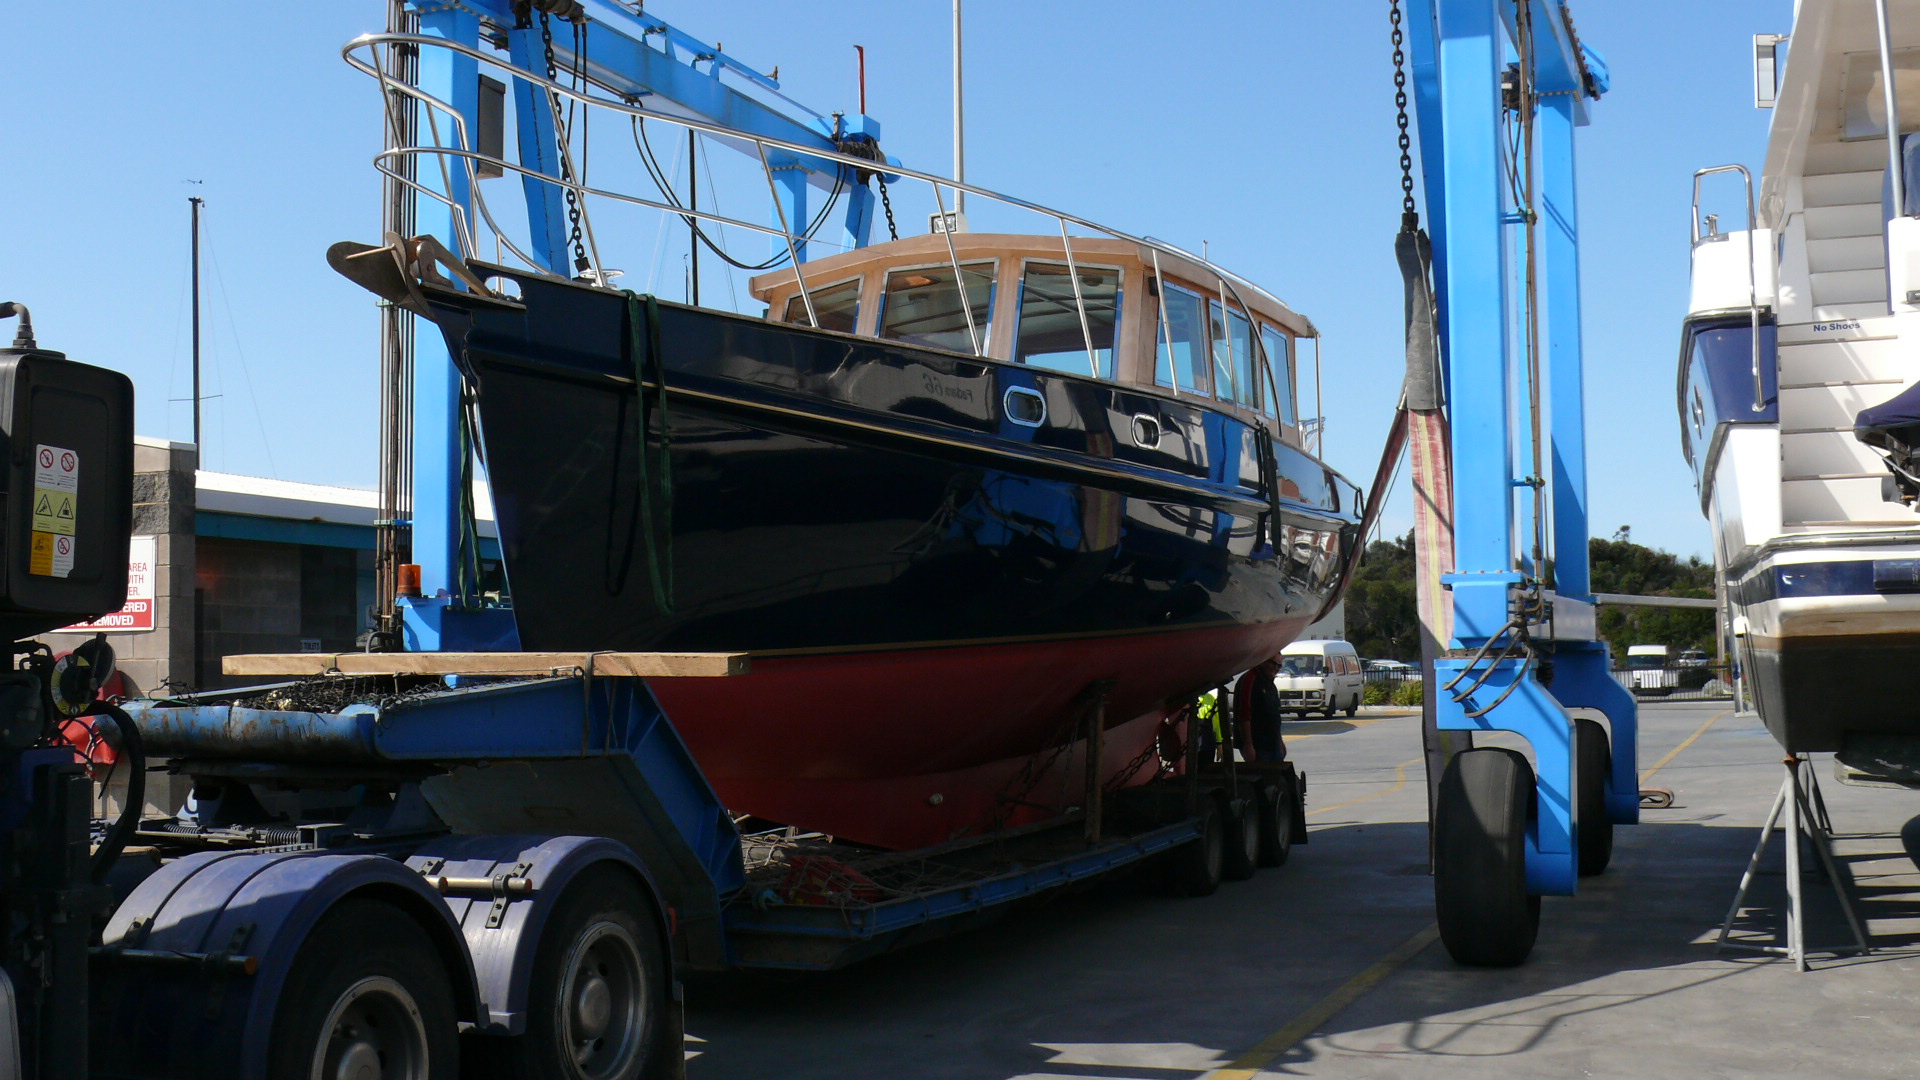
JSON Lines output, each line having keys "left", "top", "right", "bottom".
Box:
{"left": 399, "top": 0, "right": 896, "bottom": 628}
{"left": 1403, "top": 0, "right": 1638, "bottom": 900}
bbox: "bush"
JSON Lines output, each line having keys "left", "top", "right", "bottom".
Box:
{"left": 1390, "top": 680, "right": 1424, "bottom": 707}
{"left": 1363, "top": 682, "right": 1392, "bottom": 706}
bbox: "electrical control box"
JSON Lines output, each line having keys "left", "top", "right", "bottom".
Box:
{"left": 0, "top": 346, "right": 133, "bottom": 641}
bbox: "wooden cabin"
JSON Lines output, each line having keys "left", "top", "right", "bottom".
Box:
{"left": 750, "top": 233, "right": 1316, "bottom": 449}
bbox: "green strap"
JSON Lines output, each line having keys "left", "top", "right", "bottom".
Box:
{"left": 625, "top": 291, "right": 676, "bottom": 615}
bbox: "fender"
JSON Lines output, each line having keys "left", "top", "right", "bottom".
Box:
{"left": 404, "top": 833, "right": 671, "bottom": 1035}
{"left": 91, "top": 849, "right": 480, "bottom": 1080}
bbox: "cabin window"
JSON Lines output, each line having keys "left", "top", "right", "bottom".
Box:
{"left": 1014, "top": 262, "right": 1121, "bottom": 378}
{"left": 781, "top": 278, "right": 862, "bottom": 334}
{"left": 878, "top": 262, "right": 996, "bottom": 353}
{"left": 1154, "top": 283, "right": 1208, "bottom": 393}
{"left": 1210, "top": 301, "right": 1257, "bottom": 408}
{"left": 1261, "top": 325, "right": 1297, "bottom": 424}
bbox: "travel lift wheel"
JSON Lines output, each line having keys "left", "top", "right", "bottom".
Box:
{"left": 479, "top": 865, "right": 668, "bottom": 1080}
{"left": 268, "top": 897, "right": 460, "bottom": 1080}
{"left": 1222, "top": 792, "right": 1260, "bottom": 881}
{"left": 1434, "top": 748, "right": 1541, "bottom": 967}
{"left": 1256, "top": 773, "right": 1297, "bottom": 869}
{"left": 1168, "top": 796, "right": 1225, "bottom": 897}
{"left": 1574, "top": 717, "right": 1615, "bottom": 877}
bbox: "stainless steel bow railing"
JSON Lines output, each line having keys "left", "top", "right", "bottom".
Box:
{"left": 342, "top": 31, "right": 1311, "bottom": 435}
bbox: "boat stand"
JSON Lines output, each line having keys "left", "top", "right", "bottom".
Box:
{"left": 1716, "top": 756, "right": 1870, "bottom": 971}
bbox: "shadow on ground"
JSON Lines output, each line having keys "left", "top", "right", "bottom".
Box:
{"left": 684, "top": 812, "right": 1920, "bottom": 1079}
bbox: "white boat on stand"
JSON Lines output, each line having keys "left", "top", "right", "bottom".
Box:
{"left": 1680, "top": 0, "right": 1920, "bottom": 776}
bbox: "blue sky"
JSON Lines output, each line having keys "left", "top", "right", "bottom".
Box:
{"left": 1, "top": 1, "right": 1792, "bottom": 559}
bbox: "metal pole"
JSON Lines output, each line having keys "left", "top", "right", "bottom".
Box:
{"left": 189, "top": 196, "right": 203, "bottom": 451}
{"left": 1877, "top": 0, "right": 1905, "bottom": 218}
{"left": 952, "top": 0, "right": 967, "bottom": 216}
{"left": 688, "top": 129, "right": 700, "bottom": 306}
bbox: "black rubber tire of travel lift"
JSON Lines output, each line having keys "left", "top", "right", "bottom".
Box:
{"left": 474, "top": 864, "right": 667, "bottom": 1080}
{"left": 1434, "top": 747, "right": 1541, "bottom": 967}
{"left": 1574, "top": 717, "right": 1615, "bottom": 877}
{"left": 266, "top": 897, "right": 460, "bottom": 1080}
{"left": 1222, "top": 794, "right": 1260, "bottom": 881}
{"left": 1256, "top": 774, "right": 1297, "bottom": 868}
{"left": 1167, "top": 797, "right": 1225, "bottom": 897}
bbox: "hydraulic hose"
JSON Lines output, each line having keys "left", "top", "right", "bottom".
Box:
{"left": 85, "top": 701, "right": 144, "bottom": 885}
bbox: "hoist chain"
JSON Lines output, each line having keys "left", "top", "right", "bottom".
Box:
{"left": 877, "top": 178, "right": 899, "bottom": 241}
{"left": 541, "top": 10, "right": 590, "bottom": 273}
{"left": 1391, "top": 0, "right": 1417, "bottom": 226}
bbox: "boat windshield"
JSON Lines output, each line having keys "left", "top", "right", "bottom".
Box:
{"left": 1279, "top": 655, "right": 1326, "bottom": 677}
{"left": 1014, "top": 262, "right": 1120, "bottom": 378}
{"left": 879, "top": 263, "right": 995, "bottom": 353}
{"left": 783, "top": 279, "right": 861, "bottom": 334}
{"left": 1154, "top": 283, "right": 1208, "bottom": 393}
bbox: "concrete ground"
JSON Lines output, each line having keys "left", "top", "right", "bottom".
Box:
{"left": 684, "top": 701, "right": 1920, "bottom": 1079}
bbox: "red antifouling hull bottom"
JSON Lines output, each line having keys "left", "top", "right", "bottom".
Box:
{"left": 648, "top": 618, "right": 1309, "bottom": 849}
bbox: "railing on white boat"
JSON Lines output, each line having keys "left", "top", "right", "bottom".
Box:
{"left": 340, "top": 31, "right": 1326, "bottom": 450}
{"left": 1691, "top": 163, "right": 1765, "bottom": 414}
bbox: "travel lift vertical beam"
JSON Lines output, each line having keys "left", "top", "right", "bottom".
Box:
{"left": 1403, "top": 0, "right": 1635, "bottom": 966}
{"left": 394, "top": 0, "right": 895, "bottom": 646}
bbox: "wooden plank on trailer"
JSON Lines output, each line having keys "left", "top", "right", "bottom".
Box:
{"left": 221, "top": 652, "right": 750, "bottom": 678}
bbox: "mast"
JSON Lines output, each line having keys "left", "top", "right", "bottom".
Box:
{"left": 689, "top": 129, "right": 700, "bottom": 306}
{"left": 189, "top": 196, "right": 203, "bottom": 450}
{"left": 953, "top": 0, "right": 965, "bottom": 216}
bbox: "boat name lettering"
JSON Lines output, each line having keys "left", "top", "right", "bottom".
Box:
{"left": 921, "top": 373, "right": 975, "bottom": 403}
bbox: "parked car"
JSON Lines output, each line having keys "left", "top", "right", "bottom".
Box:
{"left": 1364, "top": 659, "right": 1416, "bottom": 678}
{"left": 1276, "top": 639, "right": 1365, "bottom": 718}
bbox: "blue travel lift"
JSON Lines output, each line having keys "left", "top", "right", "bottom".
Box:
{"left": 1397, "top": 0, "right": 1640, "bottom": 966}
{"left": 68, "top": 5, "right": 1303, "bottom": 1077}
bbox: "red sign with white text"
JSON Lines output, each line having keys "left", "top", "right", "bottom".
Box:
{"left": 61, "top": 535, "right": 157, "bottom": 633}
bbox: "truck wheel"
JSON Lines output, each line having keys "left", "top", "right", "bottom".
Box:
{"left": 1221, "top": 795, "right": 1259, "bottom": 881}
{"left": 1575, "top": 718, "right": 1614, "bottom": 877}
{"left": 1345, "top": 694, "right": 1358, "bottom": 718}
{"left": 1167, "top": 798, "right": 1224, "bottom": 897}
{"left": 505, "top": 865, "right": 665, "bottom": 1080}
{"left": 1256, "top": 776, "right": 1296, "bottom": 868}
{"left": 1434, "top": 748, "right": 1540, "bottom": 967}
{"left": 268, "top": 897, "right": 459, "bottom": 1080}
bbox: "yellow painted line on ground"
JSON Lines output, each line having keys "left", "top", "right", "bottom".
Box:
{"left": 1305, "top": 757, "right": 1422, "bottom": 818}
{"left": 1203, "top": 923, "right": 1442, "bottom": 1079}
{"left": 1640, "top": 708, "right": 1730, "bottom": 784}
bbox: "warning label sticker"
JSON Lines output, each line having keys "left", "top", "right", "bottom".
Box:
{"left": 31, "top": 489, "right": 74, "bottom": 536}
{"left": 29, "top": 532, "right": 54, "bottom": 577}
{"left": 34, "top": 445, "right": 78, "bottom": 494}
{"left": 28, "top": 444, "right": 78, "bottom": 577}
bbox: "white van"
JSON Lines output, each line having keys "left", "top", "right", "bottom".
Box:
{"left": 1626, "top": 644, "right": 1676, "bottom": 695}
{"left": 1275, "top": 639, "right": 1365, "bottom": 718}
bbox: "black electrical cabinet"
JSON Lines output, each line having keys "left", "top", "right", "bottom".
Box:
{"left": 0, "top": 347, "right": 134, "bottom": 641}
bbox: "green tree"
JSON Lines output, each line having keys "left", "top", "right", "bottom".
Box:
{"left": 1587, "top": 534, "right": 1716, "bottom": 662}
{"left": 1343, "top": 530, "right": 1716, "bottom": 663}
{"left": 1344, "top": 531, "right": 1419, "bottom": 661}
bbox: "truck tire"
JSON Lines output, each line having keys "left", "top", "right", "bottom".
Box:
{"left": 1575, "top": 717, "right": 1614, "bottom": 877}
{"left": 1434, "top": 748, "right": 1540, "bottom": 967}
{"left": 268, "top": 896, "right": 460, "bottom": 1080}
{"left": 496, "top": 865, "right": 665, "bottom": 1080}
{"left": 1222, "top": 795, "right": 1259, "bottom": 881}
{"left": 1256, "top": 776, "right": 1296, "bottom": 868}
{"left": 1167, "top": 798, "right": 1224, "bottom": 897}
